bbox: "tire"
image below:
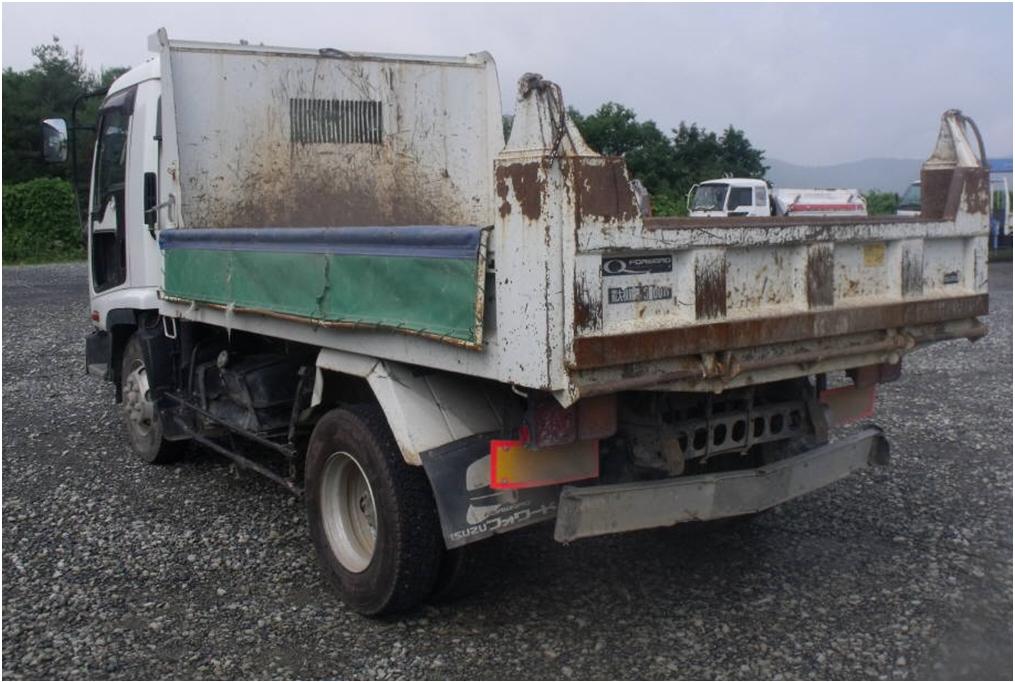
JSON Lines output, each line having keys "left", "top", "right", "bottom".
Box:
{"left": 305, "top": 405, "right": 444, "bottom": 616}
{"left": 120, "top": 334, "right": 184, "bottom": 464}
{"left": 430, "top": 546, "right": 474, "bottom": 603}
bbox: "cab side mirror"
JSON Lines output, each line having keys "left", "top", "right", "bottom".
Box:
{"left": 41, "top": 118, "right": 68, "bottom": 163}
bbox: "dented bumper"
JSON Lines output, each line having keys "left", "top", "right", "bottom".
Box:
{"left": 553, "top": 428, "right": 889, "bottom": 543}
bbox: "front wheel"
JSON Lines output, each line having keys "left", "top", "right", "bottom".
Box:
{"left": 120, "top": 334, "right": 184, "bottom": 464}
{"left": 305, "top": 405, "right": 444, "bottom": 616}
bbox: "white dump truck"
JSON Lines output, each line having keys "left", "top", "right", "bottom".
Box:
{"left": 42, "top": 30, "right": 990, "bottom": 615}
{"left": 688, "top": 178, "right": 868, "bottom": 217}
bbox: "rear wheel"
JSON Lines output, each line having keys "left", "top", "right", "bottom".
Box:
{"left": 305, "top": 405, "right": 444, "bottom": 616}
{"left": 120, "top": 334, "right": 184, "bottom": 464}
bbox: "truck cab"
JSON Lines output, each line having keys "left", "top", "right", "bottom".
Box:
{"left": 42, "top": 59, "right": 167, "bottom": 378}
{"left": 80, "top": 59, "right": 166, "bottom": 336}
{"left": 897, "top": 181, "right": 922, "bottom": 217}
{"left": 687, "top": 178, "right": 770, "bottom": 217}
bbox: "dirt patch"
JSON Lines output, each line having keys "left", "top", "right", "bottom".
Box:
{"left": 807, "top": 245, "right": 835, "bottom": 308}
{"left": 695, "top": 255, "right": 728, "bottom": 320}
{"left": 573, "top": 274, "right": 602, "bottom": 333}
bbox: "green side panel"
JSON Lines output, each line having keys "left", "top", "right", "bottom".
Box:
{"left": 163, "top": 249, "right": 230, "bottom": 304}
{"left": 230, "top": 251, "right": 330, "bottom": 319}
{"left": 163, "top": 249, "right": 481, "bottom": 343}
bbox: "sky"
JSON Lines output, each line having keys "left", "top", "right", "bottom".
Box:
{"left": 3, "top": 2, "right": 1012, "bottom": 165}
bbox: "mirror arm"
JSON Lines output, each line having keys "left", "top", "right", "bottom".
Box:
{"left": 146, "top": 198, "right": 174, "bottom": 239}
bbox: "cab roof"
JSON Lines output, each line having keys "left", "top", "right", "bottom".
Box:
{"left": 107, "top": 57, "right": 160, "bottom": 96}
{"left": 700, "top": 178, "right": 768, "bottom": 187}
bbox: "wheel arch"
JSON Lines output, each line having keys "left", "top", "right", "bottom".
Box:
{"left": 313, "top": 349, "right": 521, "bottom": 465}
{"left": 105, "top": 308, "right": 143, "bottom": 400}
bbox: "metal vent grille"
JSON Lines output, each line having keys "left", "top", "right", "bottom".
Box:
{"left": 289, "top": 99, "right": 383, "bottom": 144}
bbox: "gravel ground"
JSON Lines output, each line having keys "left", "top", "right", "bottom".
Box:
{"left": 2, "top": 261, "right": 1012, "bottom": 680}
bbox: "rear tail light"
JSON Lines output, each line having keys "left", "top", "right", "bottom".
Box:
{"left": 522, "top": 394, "right": 617, "bottom": 448}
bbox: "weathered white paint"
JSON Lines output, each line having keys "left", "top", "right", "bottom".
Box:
{"left": 150, "top": 28, "right": 504, "bottom": 230}
{"left": 315, "top": 348, "right": 519, "bottom": 463}
{"left": 83, "top": 31, "right": 986, "bottom": 415}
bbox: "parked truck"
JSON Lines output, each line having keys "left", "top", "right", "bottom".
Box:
{"left": 688, "top": 178, "right": 868, "bottom": 218}
{"left": 42, "top": 30, "right": 990, "bottom": 616}
{"left": 900, "top": 174, "right": 1010, "bottom": 249}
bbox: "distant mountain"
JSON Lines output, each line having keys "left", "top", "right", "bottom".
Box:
{"left": 765, "top": 158, "right": 921, "bottom": 195}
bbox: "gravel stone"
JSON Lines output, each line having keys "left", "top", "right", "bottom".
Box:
{"left": 2, "top": 261, "right": 1011, "bottom": 679}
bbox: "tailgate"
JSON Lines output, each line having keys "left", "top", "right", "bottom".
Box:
{"left": 496, "top": 82, "right": 989, "bottom": 398}
{"left": 560, "top": 118, "right": 990, "bottom": 394}
{"left": 569, "top": 213, "right": 988, "bottom": 378}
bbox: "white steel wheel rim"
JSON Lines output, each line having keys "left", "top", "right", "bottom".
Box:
{"left": 320, "top": 451, "right": 377, "bottom": 573}
{"left": 123, "top": 359, "right": 156, "bottom": 438}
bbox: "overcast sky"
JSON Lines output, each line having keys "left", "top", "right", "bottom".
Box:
{"left": 3, "top": 2, "right": 1012, "bottom": 165}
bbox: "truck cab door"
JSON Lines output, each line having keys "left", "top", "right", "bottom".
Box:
{"left": 89, "top": 87, "right": 136, "bottom": 294}
{"left": 725, "top": 185, "right": 755, "bottom": 217}
{"left": 753, "top": 185, "right": 771, "bottom": 216}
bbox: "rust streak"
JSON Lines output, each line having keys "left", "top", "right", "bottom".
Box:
{"left": 900, "top": 248, "right": 924, "bottom": 298}
{"left": 571, "top": 294, "right": 989, "bottom": 370}
{"left": 806, "top": 245, "right": 834, "bottom": 308}
{"left": 573, "top": 274, "right": 602, "bottom": 332}
{"left": 695, "top": 255, "right": 727, "bottom": 320}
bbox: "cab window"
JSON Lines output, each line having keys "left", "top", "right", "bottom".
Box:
{"left": 898, "top": 183, "right": 921, "bottom": 212}
{"left": 728, "top": 186, "right": 753, "bottom": 210}
{"left": 90, "top": 86, "right": 135, "bottom": 293}
{"left": 92, "top": 107, "right": 130, "bottom": 221}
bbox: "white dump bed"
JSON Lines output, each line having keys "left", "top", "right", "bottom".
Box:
{"left": 151, "top": 33, "right": 990, "bottom": 406}
{"left": 494, "top": 99, "right": 990, "bottom": 402}
{"left": 151, "top": 29, "right": 504, "bottom": 230}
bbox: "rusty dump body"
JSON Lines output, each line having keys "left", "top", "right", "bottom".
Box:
{"left": 562, "top": 179, "right": 988, "bottom": 397}
{"left": 153, "top": 35, "right": 989, "bottom": 406}
{"left": 493, "top": 95, "right": 989, "bottom": 404}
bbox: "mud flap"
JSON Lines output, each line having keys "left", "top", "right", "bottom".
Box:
{"left": 420, "top": 435, "right": 561, "bottom": 548}
{"left": 85, "top": 329, "right": 111, "bottom": 378}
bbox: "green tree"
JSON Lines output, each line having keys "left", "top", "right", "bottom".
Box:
{"left": 717, "top": 125, "right": 768, "bottom": 179}
{"left": 863, "top": 190, "right": 899, "bottom": 216}
{"left": 2, "top": 37, "right": 127, "bottom": 200}
{"left": 569, "top": 103, "right": 677, "bottom": 197}
{"left": 5, "top": 38, "right": 87, "bottom": 185}
{"left": 570, "top": 102, "right": 768, "bottom": 216}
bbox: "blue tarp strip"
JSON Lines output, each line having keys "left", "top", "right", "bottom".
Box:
{"left": 159, "top": 225, "right": 485, "bottom": 260}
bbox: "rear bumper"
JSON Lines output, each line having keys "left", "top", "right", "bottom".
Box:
{"left": 553, "top": 427, "right": 889, "bottom": 542}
